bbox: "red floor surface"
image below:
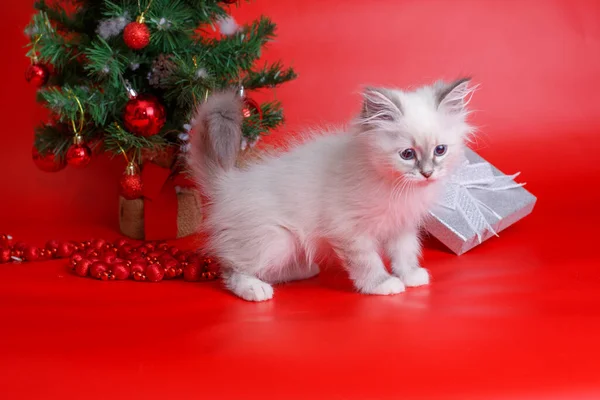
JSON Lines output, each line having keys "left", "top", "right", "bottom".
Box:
{"left": 2, "top": 1, "right": 600, "bottom": 399}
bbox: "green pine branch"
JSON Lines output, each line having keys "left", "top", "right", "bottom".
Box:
{"left": 26, "top": 0, "right": 297, "bottom": 170}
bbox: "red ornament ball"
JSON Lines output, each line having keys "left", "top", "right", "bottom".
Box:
{"left": 32, "top": 146, "right": 66, "bottom": 172}
{"left": 123, "top": 21, "right": 151, "bottom": 50}
{"left": 66, "top": 143, "right": 92, "bottom": 168}
{"left": 120, "top": 172, "right": 143, "bottom": 200}
{"left": 123, "top": 94, "right": 166, "bottom": 137}
{"left": 242, "top": 97, "right": 262, "bottom": 121}
{"left": 25, "top": 63, "right": 50, "bottom": 87}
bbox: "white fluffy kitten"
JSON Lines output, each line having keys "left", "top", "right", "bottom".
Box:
{"left": 188, "top": 78, "right": 475, "bottom": 301}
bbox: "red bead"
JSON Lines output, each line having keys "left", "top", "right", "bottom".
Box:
{"left": 0, "top": 248, "right": 11, "bottom": 263}
{"left": 117, "top": 245, "right": 134, "bottom": 258}
{"left": 114, "top": 238, "right": 130, "bottom": 248}
{"left": 112, "top": 263, "right": 130, "bottom": 280}
{"left": 102, "top": 252, "right": 118, "bottom": 265}
{"left": 130, "top": 261, "right": 147, "bottom": 275}
{"left": 123, "top": 21, "right": 150, "bottom": 50}
{"left": 21, "top": 246, "right": 39, "bottom": 262}
{"left": 206, "top": 259, "right": 220, "bottom": 274}
{"left": 85, "top": 248, "right": 100, "bottom": 258}
{"left": 70, "top": 252, "right": 85, "bottom": 269}
{"left": 167, "top": 247, "right": 180, "bottom": 257}
{"left": 183, "top": 261, "right": 202, "bottom": 282}
{"left": 38, "top": 248, "right": 51, "bottom": 261}
{"left": 145, "top": 264, "right": 165, "bottom": 282}
{"left": 74, "top": 259, "right": 94, "bottom": 277}
{"left": 66, "top": 143, "right": 92, "bottom": 168}
{"left": 45, "top": 239, "right": 60, "bottom": 256}
{"left": 90, "top": 261, "right": 109, "bottom": 279}
{"left": 165, "top": 267, "right": 177, "bottom": 279}
{"left": 25, "top": 63, "right": 50, "bottom": 87}
{"left": 133, "top": 271, "right": 146, "bottom": 281}
{"left": 56, "top": 242, "right": 75, "bottom": 258}
{"left": 162, "top": 257, "right": 178, "bottom": 271}
{"left": 0, "top": 234, "right": 14, "bottom": 248}
{"left": 147, "top": 251, "right": 163, "bottom": 260}
{"left": 91, "top": 239, "right": 107, "bottom": 250}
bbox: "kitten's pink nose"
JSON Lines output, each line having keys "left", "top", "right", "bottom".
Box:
{"left": 420, "top": 170, "right": 433, "bottom": 179}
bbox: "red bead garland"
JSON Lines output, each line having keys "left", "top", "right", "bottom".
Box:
{"left": 0, "top": 234, "right": 219, "bottom": 282}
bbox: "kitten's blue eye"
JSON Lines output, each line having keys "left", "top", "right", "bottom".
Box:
{"left": 400, "top": 148, "right": 416, "bottom": 160}
{"left": 434, "top": 145, "right": 447, "bottom": 156}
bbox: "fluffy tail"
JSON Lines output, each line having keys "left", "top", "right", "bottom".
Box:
{"left": 187, "top": 91, "right": 243, "bottom": 194}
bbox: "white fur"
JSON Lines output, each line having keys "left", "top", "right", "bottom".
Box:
{"left": 195, "top": 80, "right": 475, "bottom": 301}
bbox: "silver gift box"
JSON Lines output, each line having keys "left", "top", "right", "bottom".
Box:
{"left": 425, "top": 148, "right": 537, "bottom": 255}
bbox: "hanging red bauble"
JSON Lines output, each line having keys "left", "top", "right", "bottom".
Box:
{"left": 123, "top": 18, "right": 151, "bottom": 50}
{"left": 119, "top": 162, "right": 144, "bottom": 199}
{"left": 123, "top": 94, "right": 166, "bottom": 137}
{"left": 25, "top": 63, "right": 50, "bottom": 87}
{"left": 242, "top": 97, "right": 263, "bottom": 121}
{"left": 32, "top": 146, "right": 66, "bottom": 172}
{"left": 66, "top": 135, "right": 92, "bottom": 168}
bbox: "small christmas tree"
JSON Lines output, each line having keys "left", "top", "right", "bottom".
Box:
{"left": 25, "top": 0, "right": 296, "bottom": 178}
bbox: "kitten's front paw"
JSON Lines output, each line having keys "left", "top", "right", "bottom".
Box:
{"left": 400, "top": 267, "right": 430, "bottom": 287}
{"left": 226, "top": 273, "right": 274, "bottom": 302}
{"left": 238, "top": 280, "right": 274, "bottom": 302}
{"left": 361, "top": 276, "right": 405, "bottom": 295}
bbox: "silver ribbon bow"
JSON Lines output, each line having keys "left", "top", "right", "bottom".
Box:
{"left": 438, "top": 160, "right": 525, "bottom": 243}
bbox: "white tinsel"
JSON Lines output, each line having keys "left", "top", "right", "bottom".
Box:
{"left": 96, "top": 12, "right": 131, "bottom": 39}
{"left": 130, "top": 62, "right": 140, "bottom": 71}
{"left": 195, "top": 68, "right": 208, "bottom": 79}
{"left": 24, "top": 25, "right": 39, "bottom": 37}
{"left": 241, "top": 136, "right": 260, "bottom": 151}
{"left": 156, "top": 17, "right": 172, "bottom": 30}
{"left": 218, "top": 15, "right": 239, "bottom": 36}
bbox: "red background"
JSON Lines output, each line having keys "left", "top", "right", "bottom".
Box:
{"left": 2, "top": 0, "right": 600, "bottom": 399}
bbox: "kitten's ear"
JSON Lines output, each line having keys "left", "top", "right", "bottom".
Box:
{"left": 435, "top": 77, "right": 474, "bottom": 114}
{"left": 360, "top": 87, "right": 402, "bottom": 123}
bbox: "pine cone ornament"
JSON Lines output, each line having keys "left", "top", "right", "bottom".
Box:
{"left": 147, "top": 54, "right": 176, "bottom": 89}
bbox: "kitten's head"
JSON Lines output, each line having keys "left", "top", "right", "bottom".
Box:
{"left": 356, "top": 78, "right": 475, "bottom": 184}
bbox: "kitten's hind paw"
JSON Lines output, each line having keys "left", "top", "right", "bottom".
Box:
{"left": 225, "top": 273, "right": 274, "bottom": 302}
{"left": 360, "top": 276, "right": 405, "bottom": 295}
{"left": 400, "top": 267, "right": 430, "bottom": 287}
